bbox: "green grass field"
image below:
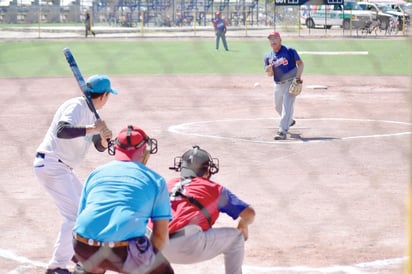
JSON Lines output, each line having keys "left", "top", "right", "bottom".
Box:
{"left": 0, "top": 39, "right": 410, "bottom": 77}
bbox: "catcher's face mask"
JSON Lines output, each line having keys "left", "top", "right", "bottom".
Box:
{"left": 169, "top": 145, "right": 219, "bottom": 178}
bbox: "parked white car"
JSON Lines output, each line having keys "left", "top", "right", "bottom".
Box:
{"left": 381, "top": 2, "right": 411, "bottom": 29}
{"left": 300, "top": 1, "right": 375, "bottom": 30}
{"left": 392, "top": 2, "right": 412, "bottom": 16}
{"left": 358, "top": 2, "right": 400, "bottom": 30}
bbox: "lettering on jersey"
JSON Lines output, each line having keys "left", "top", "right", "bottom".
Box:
{"left": 216, "top": 21, "right": 225, "bottom": 28}
{"left": 271, "top": 57, "right": 289, "bottom": 68}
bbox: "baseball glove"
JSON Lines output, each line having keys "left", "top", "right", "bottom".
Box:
{"left": 289, "top": 78, "right": 303, "bottom": 96}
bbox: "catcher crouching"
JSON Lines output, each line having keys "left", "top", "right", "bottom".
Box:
{"left": 264, "top": 31, "right": 304, "bottom": 140}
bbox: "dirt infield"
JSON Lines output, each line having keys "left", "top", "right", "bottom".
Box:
{"left": 0, "top": 74, "right": 409, "bottom": 273}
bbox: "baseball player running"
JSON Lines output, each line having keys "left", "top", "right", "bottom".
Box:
{"left": 161, "top": 145, "right": 256, "bottom": 274}
{"left": 33, "top": 75, "right": 117, "bottom": 274}
{"left": 264, "top": 31, "right": 304, "bottom": 140}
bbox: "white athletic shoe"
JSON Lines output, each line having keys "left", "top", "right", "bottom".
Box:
{"left": 274, "top": 132, "right": 286, "bottom": 140}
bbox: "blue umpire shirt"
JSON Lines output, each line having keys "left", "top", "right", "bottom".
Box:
{"left": 74, "top": 160, "right": 172, "bottom": 242}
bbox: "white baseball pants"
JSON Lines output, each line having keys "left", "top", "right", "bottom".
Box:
{"left": 33, "top": 154, "right": 82, "bottom": 270}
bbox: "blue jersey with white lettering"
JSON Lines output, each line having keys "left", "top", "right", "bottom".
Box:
{"left": 213, "top": 18, "right": 226, "bottom": 33}
{"left": 264, "top": 45, "right": 300, "bottom": 83}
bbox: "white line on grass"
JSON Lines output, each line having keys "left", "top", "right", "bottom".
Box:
{"left": 299, "top": 51, "right": 369, "bottom": 55}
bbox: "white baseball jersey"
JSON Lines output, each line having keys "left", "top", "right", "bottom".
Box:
{"left": 36, "top": 96, "right": 97, "bottom": 168}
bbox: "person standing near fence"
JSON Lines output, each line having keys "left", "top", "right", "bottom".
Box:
{"left": 85, "top": 11, "right": 96, "bottom": 38}
{"left": 213, "top": 11, "right": 229, "bottom": 51}
{"left": 33, "top": 75, "right": 117, "bottom": 274}
{"left": 264, "top": 31, "right": 304, "bottom": 140}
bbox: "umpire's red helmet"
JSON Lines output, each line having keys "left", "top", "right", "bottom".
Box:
{"left": 114, "top": 125, "right": 158, "bottom": 162}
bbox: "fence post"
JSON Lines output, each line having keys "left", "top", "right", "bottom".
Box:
{"left": 141, "top": 10, "right": 144, "bottom": 37}
{"left": 194, "top": 10, "right": 197, "bottom": 36}
{"left": 298, "top": 5, "right": 301, "bottom": 37}
{"left": 37, "top": 4, "right": 41, "bottom": 38}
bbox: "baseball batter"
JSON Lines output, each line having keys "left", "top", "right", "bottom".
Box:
{"left": 33, "top": 75, "right": 117, "bottom": 274}
{"left": 162, "top": 145, "right": 256, "bottom": 274}
{"left": 264, "top": 31, "right": 304, "bottom": 140}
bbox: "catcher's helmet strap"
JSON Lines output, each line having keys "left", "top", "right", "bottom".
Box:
{"left": 169, "top": 179, "right": 212, "bottom": 228}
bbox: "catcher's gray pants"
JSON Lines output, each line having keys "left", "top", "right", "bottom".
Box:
{"left": 274, "top": 78, "right": 296, "bottom": 133}
{"left": 162, "top": 225, "right": 245, "bottom": 274}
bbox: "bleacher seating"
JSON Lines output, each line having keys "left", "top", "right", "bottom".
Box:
{"left": 205, "top": 0, "right": 212, "bottom": 10}
{"left": 218, "top": 0, "right": 230, "bottom": 11}
{"left": 12, "top": 0, "right": 33, "bottom": 6}
{"left": 0, "top": 0, "right": 12, "bottom": 7}
{"left": 0, "top": 0, "right": 83, "bottom": 7}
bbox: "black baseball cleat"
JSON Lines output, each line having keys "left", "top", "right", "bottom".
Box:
{"left": 45, "top": 268, "right": 72, "bottom": 274}
{"left": 274, "top": 132, "right": 286, "bottom": 140}
{"left": 290, "top": 120, "right": 296, "bottom": 127}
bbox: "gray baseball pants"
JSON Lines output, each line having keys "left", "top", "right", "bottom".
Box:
{"left": 274, "top": 78, "right": 296, "bottom": 133}
{"left": 162, "top": 225, "right": 245, "bottom": 274}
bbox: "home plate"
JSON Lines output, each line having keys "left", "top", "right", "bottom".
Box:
{"left": 307, "top": 85, "right": 328, "bottom": 89}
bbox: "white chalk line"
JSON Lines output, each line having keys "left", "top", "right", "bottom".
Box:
{"left": 0, "top": 248, "right": 46, "bottom": 273}
{"left": 243, "top": 257, "right": 407, "bottom": 273}
{"left": 168, "top": 118, "right": 412, "bottom": 144}
{"left": 0, "top": 248, "right": 406, "bottom": 274}
{"left": 299, "top": 51, "right": 369, "bottom": 55}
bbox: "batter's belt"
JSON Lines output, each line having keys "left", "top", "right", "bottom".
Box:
{"left": 36, "top": 152, "right": 73, "bottom": 170}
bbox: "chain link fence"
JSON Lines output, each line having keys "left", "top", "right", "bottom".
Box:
{"left": 0, "top": 5, "right": 410, "bottom": 273}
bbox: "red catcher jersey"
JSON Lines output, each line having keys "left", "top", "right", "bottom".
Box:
{"left": 168, "top": 177, "right": 221, "bottom": 233}
{"left": 167, "top": 177, "right": 249, "bottom": 234}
